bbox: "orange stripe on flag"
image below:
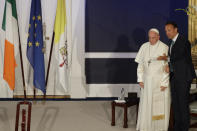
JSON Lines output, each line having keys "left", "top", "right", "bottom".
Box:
{"left": 3, "top": 40, "right": 17, "bottom": 90}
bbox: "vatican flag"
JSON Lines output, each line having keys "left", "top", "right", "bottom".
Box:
{"left": 54, "top": 0, "right": 69, "bottom": 93}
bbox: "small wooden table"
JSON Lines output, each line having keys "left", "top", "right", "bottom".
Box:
{"left": 111, "top": 99, "right": 139, "bottom": 128}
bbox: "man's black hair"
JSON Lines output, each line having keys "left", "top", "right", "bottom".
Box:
{"left": 165, "top": 21, "right": 178, "bottom": 28}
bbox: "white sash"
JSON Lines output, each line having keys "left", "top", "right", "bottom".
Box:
{"left": 152, "top": 89, "right": 165, "bottom": 120}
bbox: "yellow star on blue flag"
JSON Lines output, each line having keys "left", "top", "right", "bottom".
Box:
{"left": 27, "top": 0, "right": 45, "bottom": 94}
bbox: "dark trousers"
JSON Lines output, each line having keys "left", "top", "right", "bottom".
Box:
{"left": 170, "top": 73, "right": 191, "bottom": 131}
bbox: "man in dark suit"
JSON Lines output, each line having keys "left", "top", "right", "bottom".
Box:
{"left": 159, "top": 21, "right": 196, "bottom": 131}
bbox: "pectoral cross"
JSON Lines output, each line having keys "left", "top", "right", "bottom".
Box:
{"left": 148, "top": 60, "right": 151, "bottom": 66}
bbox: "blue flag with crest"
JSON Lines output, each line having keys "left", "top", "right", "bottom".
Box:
{"left": 27, "top": 0, "right": 45, "bottom": 94}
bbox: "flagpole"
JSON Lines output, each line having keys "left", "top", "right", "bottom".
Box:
{"left": 18, "top": 32, "right": 27, "bottom": 99}
{"left": 33, "top": 87, "right": 36, "bottom": 100}
{"left": 44, "top": 31, "right": 55, "bottom": 98}
{"left": 16, "top": 13, "right": 26, "bottom": 99}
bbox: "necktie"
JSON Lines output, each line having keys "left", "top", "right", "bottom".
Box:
{"left": 169, "top": 40, "right": 175, "bottom": 72}
{"left": 170, "top": 40, "right": 175, "bottom": 55}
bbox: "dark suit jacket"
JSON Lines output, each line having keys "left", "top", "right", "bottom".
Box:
{"left": 168, "top": 34, "right": 196, "bottom": 82}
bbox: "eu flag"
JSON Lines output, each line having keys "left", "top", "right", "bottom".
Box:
{"left": 27, "top": 0, "right": 45, "bottom": 94}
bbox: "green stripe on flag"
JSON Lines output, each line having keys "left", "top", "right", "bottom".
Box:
{"left": 2, "top": 2, "right": 7, "bottom": 31}
{"left": 7, "top": 0, "right": 18, "bottom": 19}
{"left": 2, "top": 0, "right": 18, "bottom": 31}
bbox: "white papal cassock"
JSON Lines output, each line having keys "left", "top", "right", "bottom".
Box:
{"left": 135, "top": 40, "right": 171, "bottom": 131}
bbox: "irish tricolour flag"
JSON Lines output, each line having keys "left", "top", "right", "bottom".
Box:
{"left": 2, "top": 0, "right": 19, "bottom": 90}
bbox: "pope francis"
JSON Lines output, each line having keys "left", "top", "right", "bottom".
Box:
{"left": 135, "top": 28, "right": 171, "bottom": 131}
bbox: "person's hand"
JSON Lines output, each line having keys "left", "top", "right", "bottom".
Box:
{"left": 160, "top": 86, "right": 167, "bottom": 91}
{"left": 157, "top": 53, "right": 167, "bottom": 61}
{"left": 164, "top": 65, "right": 169, "bottom": 73}
{"left": 139, "top": 82, "right": 144, "bottom": 88}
